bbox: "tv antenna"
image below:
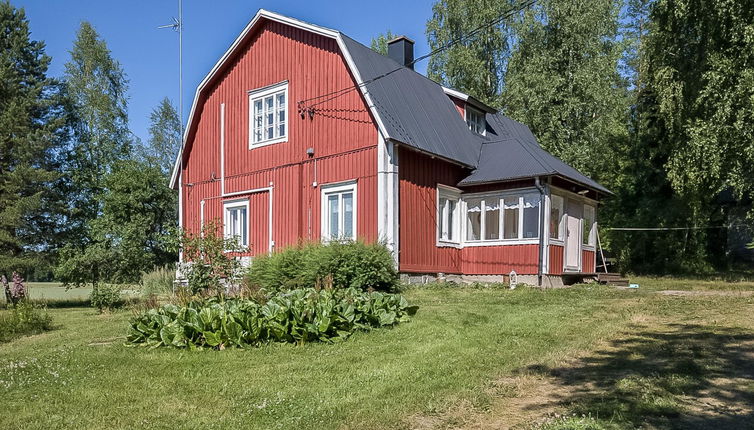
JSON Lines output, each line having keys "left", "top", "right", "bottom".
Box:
{"left": 158, "top": 0, "right": 184, "bottom": 139}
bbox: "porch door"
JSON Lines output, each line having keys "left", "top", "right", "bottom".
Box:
{"left": 564, "top": 199, "right": 582, "bottom": 272}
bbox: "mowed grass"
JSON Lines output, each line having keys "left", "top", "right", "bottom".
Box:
{"left": 1, "top": 279, "right": 754, "bottom": 429}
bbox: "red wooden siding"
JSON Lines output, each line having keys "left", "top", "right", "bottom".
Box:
{"left": 398, "top": 148, "right": 466, "bottom": 273}
{"left": 181, "top": 19, "right": 378, "bottom": 256}
{"left": 462, "top": 245, "right": 539, "bottom": 275}
{"left": 548, "top": 244, "right": 564, "bottom": 275}
{"left": 399, "top": 148, "right": 541, "bottom": 275}
{"left": 582, "top": 249, "right": 596, "bottom": 273}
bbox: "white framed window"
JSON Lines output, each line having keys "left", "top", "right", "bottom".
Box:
{"left": 583, "top": 204, "right": 596, "bottom": 246}
{"left": 249, "top": 81, "right": 288, "bottom": 147}
{"left": 321, "top": 181, "right": 357, "bottom": 241}
{"left": 466, "top": 107, "right": 486, "bottom": 135}
{"left": 522, "top": 194, "right": 541, "bottom": 239}
{"left": 462, "top": 191, "right": 541, "bottom": 243}
{"left": 437, "top": 186, "right": 461, "bottom": 244}
{"left": 549, "top": 194, "right": 564, "bottom": 240}
{"left": 223, "top": 199, "right": 249, "bottom": 247}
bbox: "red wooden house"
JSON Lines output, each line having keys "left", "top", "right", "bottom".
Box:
{"left": 170, "top": 10, "right": 610, "bottom": 286}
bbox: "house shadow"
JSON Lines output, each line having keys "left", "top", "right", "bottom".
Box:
{"left": 516, "top": 324, "right": 754, "bottom": 429}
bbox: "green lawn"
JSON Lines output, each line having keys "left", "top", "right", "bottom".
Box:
{"left": 1, "top": 277, "right": 753, "bottom": 429}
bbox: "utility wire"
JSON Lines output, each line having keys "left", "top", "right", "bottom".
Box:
{"left": 297, "top": 0, "right": 536, "bottom": 112}
{"left": 605, "top": 225, "right": 747, "bottom": 231}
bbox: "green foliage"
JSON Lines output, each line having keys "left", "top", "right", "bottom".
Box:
{"left": 0, "top": 2, "right": 68, "bottom": 276}
{"left": 600, "top": 0, "right": 754, "bottom": 273}
{"left": 63, "top": 21, "right": 132, "bottom": 248}
{"left": 245, "top": 241, "right": 399, "bottom": 293}
{"left": 181, "top": 221, "right": 246, "bottom": 295}
{"left": 88, "top": 284, "right": 121, "bottom": 312}
{"left": 370, "top": 30, "right": 396, "bottom": 55}
{"left": 501, "top": 0, "right": 629, "bottom": 177}
{"left": 140, "top": 266, "right": 175, "bottom": 297}
{"left": 0, "top": 300, "right": 53, "bottom": 343}
{"left": 127, "top": 287, "right": 417, "bottom": 348}
{"left": 56, "top": 159, "right": 178, "bottom": 286}
{"left": 142, "top": 97, "right": 181, "bottom": 176}
{"left": 426, "top": 0, "right": 515, "bottom": 106}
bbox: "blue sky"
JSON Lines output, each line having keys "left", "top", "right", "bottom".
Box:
{"left": 14, "top": 0, "right": 435, "bottom": 143}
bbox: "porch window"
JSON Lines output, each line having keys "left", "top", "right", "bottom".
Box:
{"left": 322, "top": 182, "right": 357, "bottom": 241}
{"left": 583, "top": 204, "right": 595, "bottom": 246}
{"left": 522, "top": 194, "right": 540, "bottom": 239}
{"left": 249, "top": 82, "right": 287, "bottom": 147}
{"left": 550, "top": 195, "right": 564, "bottom": 240}
{"left": 438, "top": 187, "right": 460, "bottom": 243}
{"left": 503, "top": 196, "right": 519, "bottom": 239}
{"left": 466, "top": 107, "right": 486, "bottom": 135}
{"left": 466, "top": 198, "right": 482, "bottom": 241}
{"left": 223, "top": 199, "right": 249, "bottom": 247}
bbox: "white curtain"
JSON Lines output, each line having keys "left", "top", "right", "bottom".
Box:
{"left": 523, "top": 194, "right": 540, "bottom": 208}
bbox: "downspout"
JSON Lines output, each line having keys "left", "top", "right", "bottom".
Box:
{"left": 535, "top": 177, "right": 546, "bottom": 287}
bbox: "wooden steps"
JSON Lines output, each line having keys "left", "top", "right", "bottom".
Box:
{"left": 597, "top": 272, "right": 629, "bottom": 287}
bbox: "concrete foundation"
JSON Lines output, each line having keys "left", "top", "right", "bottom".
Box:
{"left": 400, "top": 273, "right": 567, "bottom": 288}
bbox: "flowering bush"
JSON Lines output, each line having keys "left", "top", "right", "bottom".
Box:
{"left": 2, "top": 272, "right": 27, "bottom": 307}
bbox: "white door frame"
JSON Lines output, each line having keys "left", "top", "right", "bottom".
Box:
{"left": 564, "top": 198, "right": 582, "bottom": 272}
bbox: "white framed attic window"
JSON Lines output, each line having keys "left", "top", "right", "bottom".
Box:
{"left": 249, "top": 81, "right": 288, "bottom": 148}
{"left": 466, "top": 107, "right": 486, "bottom": 135}
{"left": 321, "top": 181, "right": 357, "bottom": 242}
{"left": 437, "top": 186, "right": 461, "bottom": 244}
{"left": 223, "top": 199, "right": 249, "bottom": 247}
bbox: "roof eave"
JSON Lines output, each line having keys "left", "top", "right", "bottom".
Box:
{"left": 391, "top": 139, "right": 475, "bottom": 169}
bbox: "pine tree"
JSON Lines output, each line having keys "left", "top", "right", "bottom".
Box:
{"left": 0, "top": 2, "right": 68, "bottom": 277}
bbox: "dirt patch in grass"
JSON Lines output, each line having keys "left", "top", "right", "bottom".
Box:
{"left": 658, "top": 289, "right": 754, "bottom": 297}
{"left": 406, "top": 295, "right": 754, "bottom": 430}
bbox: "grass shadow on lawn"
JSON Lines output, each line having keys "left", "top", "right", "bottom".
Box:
{"left": 521, "top": 324, "right": 754, "bottom": 429}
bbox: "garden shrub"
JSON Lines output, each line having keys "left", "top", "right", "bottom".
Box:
{"left": 0, "top": 301, "right": 53, "bottom": 343}
{"left": 141, "top": 266, "right": 175, "bottom": 296}
{"left": 2, "top": 272, "right": 27, "bottom": 306}
{"left": 89, "top": 284, "right": 122, "bottom": 312}
{"left": 182, "top": 221, "right": 245, "bottom": 295}
{"left": 127, "top": 287, "right": 417, "bottom": 349}
{"left": 245, "top": 241, "right": 398, "bottom": 293}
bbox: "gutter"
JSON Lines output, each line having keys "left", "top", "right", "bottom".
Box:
{"left": 535, "top": 177, "right": 546, "bottom": 287}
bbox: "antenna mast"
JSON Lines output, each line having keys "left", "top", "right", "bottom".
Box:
{"left": 158, "top": 0, "right": 184, "bottom": 137}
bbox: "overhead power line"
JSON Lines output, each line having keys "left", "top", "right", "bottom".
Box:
{"left": 606, "top": 225, "right": 746, "bottom": 231}
{"left": 297, "top": 0, "right": 536, "bottom": 115}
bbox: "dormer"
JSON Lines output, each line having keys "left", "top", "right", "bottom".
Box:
{"left": 442, "top": 86, "right": 496, "bottom": 136}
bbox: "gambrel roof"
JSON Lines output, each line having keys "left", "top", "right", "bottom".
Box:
{"left": 171, "top": 9, "right": 609, "bottom": 195}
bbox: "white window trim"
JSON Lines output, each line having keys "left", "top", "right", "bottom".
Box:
{"left": 223, "top": 198, "right": 249, "bottom": 248}
{"left": 583, "top": 204, "right": 596, "bottom": 249}
{"left": 462, "top": 190, "right": 540, "bottom": 244}
{"left": 549, "top": 194, "right": 565, "bottom": 243}
{"left": 435, "top": 187, "right": 547, "bottom": 248}
{"left": 248, "top": 81, "right": 288, "bottom": 149}
{"left": 321, "top": 180, "right": 357, "bottom": 242}
{"left": 437, "top": 185, "right": 461, "bottom": 247}
{"left": 465, "top": 106, "right": 486, "bottom": 136}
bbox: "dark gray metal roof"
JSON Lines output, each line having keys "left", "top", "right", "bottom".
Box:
{"left": 340, "top": 34, "right": 610, "bottom": 194}
{"left": 341, "top": 35, "right": 482, "bottom": 167}
{"left": 458, "top": 113, "right": 611, "bottom": 194}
